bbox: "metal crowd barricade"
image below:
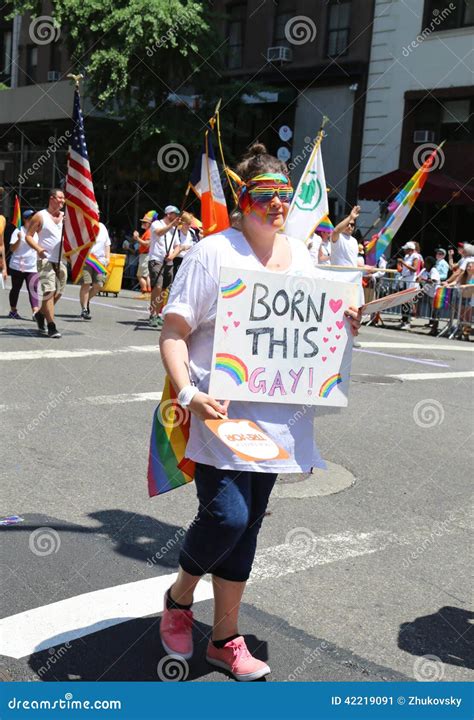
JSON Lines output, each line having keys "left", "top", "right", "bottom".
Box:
{"left": 438, "top": 285, "right": 473, "bottom": 339}
{"left": 364, "top": 275, "right": 452, "bottom": 327}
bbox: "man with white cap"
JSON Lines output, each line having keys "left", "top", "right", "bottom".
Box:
{"left": 398, "top": 241, "right": 419, "bottom": 330}
{"left": 149, "top": 205, "right": 180, "bottom": 328}
{"left": 435, "top": 248, "right": 449, "bottom": 281}
{"left": 133, "top": 210, "right": 155, "bottom": 295}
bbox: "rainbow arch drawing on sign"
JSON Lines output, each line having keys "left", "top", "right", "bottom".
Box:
{"left": 215, "top": 354, "right": 249, "bottom": 385}
{"left": 221, "top": 278, "right": 247, "bottom": 299}
{"left": 319, "top": 373, "right": 342, "bottom": 398}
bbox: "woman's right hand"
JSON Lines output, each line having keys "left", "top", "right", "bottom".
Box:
{"left": 189, "top": 392, "right": 229, "bottom": 421}
{"left": 37, "top": 248, "right": 46, "bottom": 259}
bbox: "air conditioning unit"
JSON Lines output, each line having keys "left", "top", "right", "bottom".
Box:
{"left": 266, "top": 46, "right": 293, "bottom": 63}
{"left": 413, "top": 130, "right": 435, "bottom": 144}
{"left": 47, "top": 71, "right": 61, "bottom": 82}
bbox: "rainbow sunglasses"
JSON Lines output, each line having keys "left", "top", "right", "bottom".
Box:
{"left": 244, "top": 173, "right": 294, "bottom": 205}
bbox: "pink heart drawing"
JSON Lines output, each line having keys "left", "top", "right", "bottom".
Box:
{"left": 329, "top": 299, "right": 343, "bottom": 314}
{"left": 227, "top": 311, "right": 233, "bottom": 317}
{"left": 335, "top": 334, "right": 341, "bottom": 340}
{"left": 233, "top": 321, "right": 240, "bottom": 327}
{"left": 327, "top": 326, "right": 332, "bottom": 332}
{"left": 223, "top": 325, "right": 229, "bottom": 332}
{"left": 330, "top": 346, "right": 336, "bottom": 353}
{"left": 336, "top": 320, "right": 345, "bottom": 330}
{"left": 322, "top": 356, "right": 327, "bottom": 362}
{"left": 323, "top": 337, "right": 329, "bottom": 343}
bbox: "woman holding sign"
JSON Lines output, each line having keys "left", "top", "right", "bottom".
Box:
{"left": 159, "top": 144, "right": 361, "bottom": 681}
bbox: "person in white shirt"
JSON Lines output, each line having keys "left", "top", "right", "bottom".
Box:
{"left": 418, "top": 255, "right": 441, "bottom": 335}
{"left": 158, "top": 143, "right": 361, "bottom": 680}
{"left": 148, "top": 205, "right": 180, "bottom": 328}
{"left": 398, "top": 241, "right": 420, "bottom": 330}
{"left": 25, "top": 188, "right": 65, "bottom": 338}
{"left": 79, "top": 217, "right": 111, "bottom": 320}
{"left": 8, "top": 209, "right": 40, "bottom": 319}
{"left": 447, "top": 243, "right": 474, "bottom": 285}
{"left": 331, "top": 205, "right": 363, "bottom": 345}
{"left": 167, "top": 211, "right": 199, "bottom": 276}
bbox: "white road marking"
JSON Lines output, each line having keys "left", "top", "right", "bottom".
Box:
{"left": 78, "top": 391, "right": 163, "bottom": 406}
{"left": 361, "top": 342, "right": 473, "bottom": 352}
{"left": 0, "top": 573, "right": 213, "bottom": 660}
{"left": 0, "top": 344, "right": 159, "bottom": 362}
{"left": 389, "top": 371, "right": 474, "bottom": 381}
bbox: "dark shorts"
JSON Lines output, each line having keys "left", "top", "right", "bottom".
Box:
{"left": 148, "top": 260, "right": 173, "bottom": 290}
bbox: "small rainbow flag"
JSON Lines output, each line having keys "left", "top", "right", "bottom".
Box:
{"left": 215, "top": 353, "right": 249, "bottom": 385}
{"left": 147, "top": 376, "right": 195, "bottom": 496}
{"left": 315, "top": 215, "right": 334, "bottom": 234}
{"left": 85, "top": 253, "right": 109, "bottom": 275}
{"left": 221, "top": 278, "right": 247, "bottom": 299}
{"left": 433, "top": 286, "right": 451, "bottom": 310}
{"left": 12, "top": 195, "right": 21, "bottom": 230}
{"left": 319, "top": 373, "right": 342, "bottom": 398}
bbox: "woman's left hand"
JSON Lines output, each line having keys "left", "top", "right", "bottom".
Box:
{"left": 344, "top": 306, "right": 362, "bottom": 336}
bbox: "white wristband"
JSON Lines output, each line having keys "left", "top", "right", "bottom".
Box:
{"left": 177, "top": 385, "right": 199, "bottom": 408}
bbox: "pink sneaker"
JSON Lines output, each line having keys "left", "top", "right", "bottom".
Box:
{"left": 159, "top": 595, "right": 194, "bottom": 659}
{"left": 206, "top": 636, "right": 271, "bottom": 681}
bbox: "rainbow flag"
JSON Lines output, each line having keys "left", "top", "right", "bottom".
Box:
{"left": 85, "top": 253, "right": 109, "bottom": 275}
{"left": 366, "top": 144, "right": 444, "bottom": 265}
{"left": 433, "top": 286, "right": 452, "bottom": 310}
{"left": 12, "top": 195, "right": 21, "bottom": 229}
{"left": 147, "top": 376, "right": 195, "bottom": 496}
{"left": 315, "top": 215, "right": 334, "bottom": 234}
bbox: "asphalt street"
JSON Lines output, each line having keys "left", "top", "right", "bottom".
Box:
{"left": 0, "top": 284, "right": 472, "bottom": 684}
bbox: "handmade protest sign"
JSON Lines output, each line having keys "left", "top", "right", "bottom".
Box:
{"left": 208, "top": 267, "right": 358, "bottom": 406}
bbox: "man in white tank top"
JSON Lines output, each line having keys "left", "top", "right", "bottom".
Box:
{"left": 331, "top": 205, "right": 363, "bottom": 346}
{"left": 26, "top": 188, "right": 66, "bottom": 338}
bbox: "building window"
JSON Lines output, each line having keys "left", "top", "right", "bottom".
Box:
{"left": 273, "top": 0, "right": 296, "bottom": 47}
{"left": 327, "top": 1, "right": 351, "bottom": 56}
{"left": 26, "top": 45, "right": 38, "bottom": 84}
{"left": 227, "top": 3, "right": 246, "bottom": 70}
{"left": 441, "top": 98, "right": 473, "bottom": 142}
{"left": 0, "top": 30, "right": 12, "bottom": 76}
{"left": 423, "top": 1, "right": 474, "bottom": 31}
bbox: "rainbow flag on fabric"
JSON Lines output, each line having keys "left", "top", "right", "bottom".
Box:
{"left": 433, "top": 286, "right": 452, "bottom": 310}
{"left": 85, "top": 253, "right": 109, "bottom": 275}
{"left": 315, "top": 215, "right": 334, "bottom": 234}
{"left": 147, "top": 376, "right": 195, "bottom": 496}
{"left": 366, "top": 143, "right": 444, "bottom": 265}
{"left": 12, "top": 195, "right": 21, "bottom": 229}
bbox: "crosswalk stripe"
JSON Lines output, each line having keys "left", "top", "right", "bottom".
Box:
{"left": 0, "top": 344, "right": 159, "bottom": 362}
{"left": 389, "top": 371, "right": 474, "bottom": 381}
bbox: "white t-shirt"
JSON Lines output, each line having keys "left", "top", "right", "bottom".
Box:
{"left": 459, "top": 255, "right": 474, "bottom": 271}
{"left": 401, "top": 252, "right": 419, "bottom": 285}
{"left": 9, "top": 227, "right": 38, "bottom": 272}
{"left": 308, "top": 234, "right": 321, "bottom": 266}
{"left": 150, "top": 220, "right": 178, "bottom": 264}
{"left": 176, "top": 229, "right": 194, "bottom": 258}
{"left": 419, "top": 267, "right": 440, "bottom": 298}
{"left": 319, "top": 240, "right": 331, "bottom": 265}
{"left": 163, "top": 227, "right": 326, "bottom": 474}
{"left": 331, "top": 232, "right": 358, "bottom": 267}
{"left": 90, "top": 222, "right": 111, "bottom": 263}
{"left": 37, "top": 209, "right": 63, "bottom": 263}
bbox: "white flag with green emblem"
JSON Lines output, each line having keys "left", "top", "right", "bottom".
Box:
{"left": 284, "top": 140, "right": 329, "bottom": 242}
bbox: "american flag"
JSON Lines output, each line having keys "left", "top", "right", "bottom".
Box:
{"left": 62, "top": 88, "right": 100, "bottom": 282}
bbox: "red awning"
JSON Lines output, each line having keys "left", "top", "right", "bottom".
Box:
{"left": 358, "top": 169, "right": 474, "bottom": 205}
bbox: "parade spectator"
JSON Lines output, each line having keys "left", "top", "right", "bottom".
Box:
{"left": 159, "top": 142, "right": 361, "bottom": 681}
{"left": 307, "top": 233, "right": 321, "bottom": 266}
{"left": 148, "top": 205, "right": 180, "bottom": 328}
{"left": 448, "top": 243, "right": 474, "bottom": 285}
{"left": 8, "top": 209, "right": 40, "bottom": 319}
{"left": 79, "top": 216, "right": 111, "bottom": 320}
{"left": 413, "top": 241, "right": 424, "bottom": 273}
{"left": 133, "top": 211, "right": 155, "bottom": 295}
{"left": 398, "top": 241, "right": 419, "bottom": 330}
{"left": 332, "top": 206, "right": 363, "bottom": 344}
{"left": 25, "top": 188, "right": 66, "bottom": 338}
{"left": 447, "top": 259, "right": 474, "bottom": 341}
{"left": 0, "top": 186, "right": 6, "bottom": 285}
{"left": 435, "top": 248, "right": 450, "bottom": 281}
{"left": 167, "top": 211, "right": 200, "bottom": 276}
{"left": 418, "top": 256, "right": 441, "bottom": 336}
